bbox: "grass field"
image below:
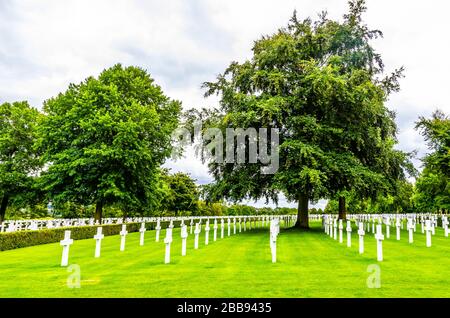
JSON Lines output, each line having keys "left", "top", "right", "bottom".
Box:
{"left": 0, "top": 221, "right": 449, "bottom": 298}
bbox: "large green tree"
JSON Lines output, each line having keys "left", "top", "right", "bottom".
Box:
{"left": 326, "top": 180, "right": 415, "bottom": 214}
{"left": 414, "top": 110, "right": 450, "bottom": 212}
{"left": 161, "top": 171, "right": 199, "bottom": 215}
{"left": 38, "top": 64, "right": 181, "bottom": 221}
{"left": 0, "top": 101, "right": 42, "bottom": 223}
{"left": 196, "top": 0, "right": 411, "bottom": 228}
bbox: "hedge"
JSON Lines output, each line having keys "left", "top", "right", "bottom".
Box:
{"left": 0, "top": 220, "right": 182, "bottom": 251}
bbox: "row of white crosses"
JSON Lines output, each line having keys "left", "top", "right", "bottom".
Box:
{"left": 59, "top": 215, "right": 288, "bottom": 266}
{"left": 4, "top": 214, "right": 284, "bottom": 232}
{"left": 324, "top": 216, "right": 353, "bottom": 248}
{"left": 2, "top": 218, "right": 107, "bottom": 233}
{"left": 166, "top": 215, "right": 277, "bottom": 263}
{"left": 352, "top": 213, "right": 445, "bottom": 239}
{"left": 323, "top": 212, "right": 449, "bottom": 263}
{"left": 0, "top": 213, "right": 304, "bottom": 234}
{"left": 266, "top": 215, "right": 299, "bottom": 262}
{"left": 54, "top": 213, "right": 447, "bottom": 266}
{"left": 324, "top": 217, "right": 366, "bottom": 254}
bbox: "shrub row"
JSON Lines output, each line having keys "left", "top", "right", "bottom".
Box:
{"left": 0, "top": 220, "right": 182, "bottom": 251}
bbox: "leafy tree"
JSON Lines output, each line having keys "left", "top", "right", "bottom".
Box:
{"left": 197, "top": 201, "right": 226, "bottom": 216}
{"left": 162, "top": 171, "right": 199, "bottom": 215}
{"left": 0, "top": 101, "right": 42, "bottom": 223}
{"left": 391, "top": 181, "right": 415, "bottom": 213}
{"left": 227, "top": 204, "right": 257, "bottom": 216}
{"left": 196, "top": 0, "right": 411, "bottom": 228}
{"left": 38, "top": 64, "right": 181, "bottom": 221}
{"left": 412, "top": 168, "right": 449, "bottom": 212}
{"left": 326, "top": 180, "right": 414, "bottom": 214}
{"left": 414, "top": 110, "right": 450, "bottom": 212}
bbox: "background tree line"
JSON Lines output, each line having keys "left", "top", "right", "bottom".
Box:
{"left": 324, "top": 110, "right": 449, "bottom": 214}
{"left": 0, "top": 74, "right": 297, "bottom": 221}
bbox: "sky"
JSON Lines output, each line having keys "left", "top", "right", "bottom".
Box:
{"left": 1, "top": 0, "right": 449, "bottom": 209}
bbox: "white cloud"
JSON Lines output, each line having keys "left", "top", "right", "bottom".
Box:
{"left": 1, "top": 0, "right": 449, "bottom": 209}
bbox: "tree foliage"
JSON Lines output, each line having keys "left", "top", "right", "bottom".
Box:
{"left": 195, "top": 0, "right": 412, "bottom": 227}
{"left": 0, "top": 101, "right": 42, "bottom": 223}
{"left": 161, "top": 171, "right": 200, "bottom": 215}
{"left": 326, "top": 180, "right": 415, "bottom": 214}
{"left": 413, "top": 110, "right": 450, "bottom": 212}
{"left": 37, "top": 64, "right": 181, "bottom": 220}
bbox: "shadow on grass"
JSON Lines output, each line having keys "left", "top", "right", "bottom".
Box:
{"left": 282, "top": 226, "right": 324, "bottom": 234}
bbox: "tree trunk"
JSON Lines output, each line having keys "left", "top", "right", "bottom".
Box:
{"left": 294, "top": 193, "right": 309, "bottom": 229}
{"left": 0, "top": 194, "right": 9, "bottom": 224}
{"left": 94, "top": 201, "right": 103, "bottom": 223}
{"left": 338, "top": 196, "right": 346, "bottom": 220}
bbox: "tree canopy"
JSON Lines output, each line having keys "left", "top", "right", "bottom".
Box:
{"left": 37, "top": 64, "right": 181, "bottom": 221}
{"left": 161, "top": 171, "right": 200, "bottom": 215}
{"left": 195, "top": 0, "right": 412, "bottom": 227}
{"left": 0, "top": 101, "right": 42, "bottom": 223}
{"left": 413, "top": 110, "right": 450, "bottom": 212}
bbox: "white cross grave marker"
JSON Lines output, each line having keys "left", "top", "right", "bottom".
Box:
{"left": 333, "top": 219, "right": 337, "bottom": 240}
{"left": 338, "top": 219, "right": 343, "bottom": 243}
{"left": 155, "top": 219, "right": 161, "bottom": 242}
{"left": 93, "top": 227, "right": 104, "bottom": 258}
{"left": 164, "top": 228, "right": 173, "bottom": 264}
{"left": 120, "top": 224, "right": 128, "bottom": 251}
{"left": 375, "top": 224, "right": 384, "bottom": 261}
{"left": 205, "top": 219, "right": 210, "bottom": 245}
{"left": 269, "top": 219, "right": 279, "bottom": 263}
{"left": 358, "top": 222, "right": 365, "bottom": 254}
{"left": 385, "top": 218, "right": 391, "bottom": 239}
{"left": 346, "top": 221, "right": 352, "bottom": 247}
{"left": 30, "top": 221, "right": 38, "bottom": 231}
{"left": 194, "top": 223, "right": 201, "bottom": 249}
{"left": 60, "top": 230, "right": 73, "bottom": 266}
{"left": 407, "top": 219, "right": 414, "bottom": 244}
{"left": 220, "top": 218, "right": 225, "bottom": 239}
{"left": 425, "top": 220, "right": 432, "bottom": 247}
{"left": 139, "top": 222, "right": 146, "bottom": 246}
{"left": 227, "top": 218, "right": 231, "bottom": 236}
{"left": 443, "top": 217, "right": 449, "bottom": 237}
{"left": 213, "top": 218, "right": 218, "bottom": 241}
{"left": 396, "top": 218, "right": 401, "bottom": 241}
{"left": 181, "top": 225, "right": 188, "bottom": 256}
{"left": 329, "top": 218, "right": 333, "bottom": 238}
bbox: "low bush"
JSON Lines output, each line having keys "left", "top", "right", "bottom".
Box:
{"left": 0, "top": 220, "right": 182, "bottom": 251}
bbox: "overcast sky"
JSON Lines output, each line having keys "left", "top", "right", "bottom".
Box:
{"left": 1, "top": 0, "right": 449, "bottom": 209}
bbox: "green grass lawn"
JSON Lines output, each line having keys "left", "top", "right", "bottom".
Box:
{"left": 0, "top": 221, "right": 449, "bottom": 298}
